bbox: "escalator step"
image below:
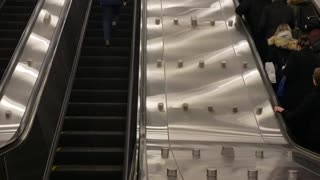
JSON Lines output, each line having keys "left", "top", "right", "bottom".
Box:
{"left": 79, "top": 56, "right": 129, "bottom": 67}
{"left": 76, "top": 67, "right": 129, "bottom": 78}
{"left": 87, "top": 20, "right": 132, "bottom": 29}
{"left": 63, "top": 116, "right": 126, "bottom": 131}
{"left": 0, "top": 38, "right": 19, "bottom": 48}
{"left": 70, "top": 90, "right": 128, "bottom": 103}
{"left": 54, "top": 147, "right": 124, "bottom": 165}
{"left": 0, "top": 58, "right": 10, "bottom": 68}
{"left": 89, "top": 13, "right": 132, "bottom": 21}
{"left": 0, "top": 30, "right": 23, "bottom": 38}
{"left": 85, "top": 29, "right": 131, "bottom": 37}
{"left": 1, "top": 6, "right": 34, "bottom": 14}
{"left": 0, "top": 21, "right": 27, "bottom": 29}
{"left": 0, "top": 48, "right": 15, "bottom": 58}
{"left": 83, "top": 37, "right": 131, "bottom": 46}
{"left": 51, "top": 165, "right": 122, "bottom": 180}
{"left": 0, "top": 13, "right": 32, "bottom": 21}
{"left": 81, "top": 47, "right": 130, "bottom": 56}
{"left": 66, "top": 102, "right": 127, "bottom": 116}
{"left": 73, "top": 78, "right": 128, "bottom": 90}
{"left": 59, "top": 131, "right": 125, "bottom": 147}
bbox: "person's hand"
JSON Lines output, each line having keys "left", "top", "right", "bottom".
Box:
{"left": 274, "top": 106, "right": 285, "bottom": 113}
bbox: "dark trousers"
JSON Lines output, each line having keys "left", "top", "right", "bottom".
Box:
{"left": 102, "top": 5, "right": 120, "bottom": 41}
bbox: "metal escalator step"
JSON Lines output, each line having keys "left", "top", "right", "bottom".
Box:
{"left": 85, "top": 28, "right": 131, "bottom": 37}
{"left": 73, "top": 78, "right": 128, "bottom": 90}
{"left": 0, "top": 30, "right": 23, "bottom": 38}
{"left": 81, "top": 47, "right": 130, "bottom": 56}
{"left": 0, "top": 21, "right": 27, "bottom": 29}
{"left": 0, "top": 13, "right": 32, "bottom": 21}
{"left": 0, "top": 58, "right": 9, "bottom": 68}
{"left": 5, "top": 0, "right": 37, "bottom": 6}
{"left": 58, "top": 131, "right": 125, "bottom": 147}
{"left": 83, "top": 37, "right": 131, "bottom": 46}
{"left": 76, "top": 66, "right": 129, "bottom": 78}
{"left": 87, "top": 20, "right": 132, "bottom": 29}
{"left": 0, "top": 48, "right": 15, "bottom": 58}
{"left": 91, "top": 5, "right": 133, "bottom": 14}
{"left": 0, "top": 38, "right": 19, "bottom": 48}
{"left": 51, "top": 165, "right": 122, "bottom": 180}
{"left": 70, "top": 90, "right": 128, "bottom": 103}
{"left": 63, "top": 116, "right": 126, "bottom": 131}
{"left": 89, "top": 13, "right": 132, "bottom": 21}
{"left": 54, "top": 147, "right": 124, "bottom": 165}
{"left": 1, "top": 6, "right": 34, "bottom": 14}
{"left": 66, "top": 102, "right": 127, "bottom": 116}
{"left": 79, "top": 56, "right": 129, "bottom": 67}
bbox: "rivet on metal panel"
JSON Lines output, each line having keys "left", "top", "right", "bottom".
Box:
{"left": 5, "top": 111, "right": 12, "bottom": 119}
{"left": 173, "top": 18, "right": 179, "bottom": 25}
{"left": 288, "top": 170, "right": 298, "bottom": 180}
{"left": 199, "top": 61, "right": 205, "bottom": 68}
{"left": 248, "top": 169, "right": 258, "bottom": 179}
{"left": 177, "top": 60, "right": 183, "bottom": 68}
{"left": 208, "top": 106, "right": 214, "bottom": 112}
{"left": 156, "top": 59, "right": 163, "bottom": 68}
{"left": 158, "top": 103, "right": 164, "bottom": 111}
{"left": 155, "top": 18, "right": 161, "bottom": 25}
{"left": 221, "top": 146, "right": 235, "bottom": 157}
{"left": 183, "top": 103, "right": 189, "bottom": 111}
{"left": 161, "top": 147, "right": 169, "bottom": 159}
{"left": 27, "top": 60, "right": 33, "bottom": 67}
{"left": 228, "top": 20, "right": 233, "bottom": 27}
{"left": 221, "top": 61, "right": 227, "bottom": 68}
{"left": 207, "top": 168, "right": 217, "bottom": 179}
{"left": 191, "top": 16, "right": 198, "bottom": 27}
{"left": 287, "top": 150, "right": 293, "bottom": 160}
{"left": 233, "top": 107, "right": 238, "bottom": 113}
{"left": 243, "top": 61, "right": 248, "bottom": 69}
{"left": 192, "top": 149, "right": 201, "bottom": 159}
{"left": 43, "top": 12, "right": 52, "bottom": 24}
{"left": 167, "top": 168, "right": 178, "bottom": 178}
{"left": 256, "top": 107, "right": 263, "bottom": 115}
{"left": 210, "top": 20, "right": 216, "bottom": 26}
{"left": 255, "top": 150, "right": 264, "bottom": 159}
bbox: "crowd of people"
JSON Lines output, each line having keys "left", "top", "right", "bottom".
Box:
{"left": 236, "top": 0, "right": 320, "bottom": 152}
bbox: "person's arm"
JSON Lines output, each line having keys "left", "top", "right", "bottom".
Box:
{"left": 282, "top": 52, "right": 298, "bottom": 76}
{"left": 235, "top": 0, "right": 251, "bottom": 16}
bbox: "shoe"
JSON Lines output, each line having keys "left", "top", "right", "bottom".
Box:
{"left": 112, "top": 21, "right": 117, "bottom": 27}
{"left": 105, "top": 40, "right": 110, "bottom": 46}
{"left": 123, "top": 1, "right": 128, "bottom": 6}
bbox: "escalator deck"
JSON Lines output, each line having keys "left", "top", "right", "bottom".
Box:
{"left": 0, "top": 0, "right": 37, "bottom": 79}
{"left": 50, "top": 1, "right": 133, "bottom": 180}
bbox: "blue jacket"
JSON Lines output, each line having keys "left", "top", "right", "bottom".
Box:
{"left": 99, "top": 0, "right": 122, "bottom": 6}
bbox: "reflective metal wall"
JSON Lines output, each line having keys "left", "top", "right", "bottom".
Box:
{"left": 143, "top": 0, "right": 320, "bottom": 179}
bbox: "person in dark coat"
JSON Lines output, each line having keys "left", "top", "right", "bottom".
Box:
{"left": 99, "top": 0, "right": 125, "bottom": 46}
{"left": 235, "top": 0, "right": 271, "bottom": 62}
{"left": 282, "top": 29, "right": 320, "bottom": 110}
{"left": 259, "top": 0, "right": 295, "bottom": 39}
{"left": 275, "top": 68, "right": 320, "bottom": 153}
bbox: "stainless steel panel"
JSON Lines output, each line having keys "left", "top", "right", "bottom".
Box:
{"left": 143, "top": 0, "right": 320, "bottom": 179}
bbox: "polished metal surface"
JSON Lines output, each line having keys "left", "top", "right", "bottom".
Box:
{"left": 141, "top": 0, "right": 320, "bottom": 179}
{"left": 0, "top": 0, "right": 72, "bottom": 148}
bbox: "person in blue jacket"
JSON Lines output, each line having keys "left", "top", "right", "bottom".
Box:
{"left": 99, "top": 0, "right": 126, "bottom": 46}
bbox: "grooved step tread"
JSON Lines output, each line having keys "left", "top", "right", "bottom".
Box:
{"left": 52, "top": 165, "right": 122, "bottom": 172}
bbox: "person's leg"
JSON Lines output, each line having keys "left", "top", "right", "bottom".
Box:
{"left": 102, "top": 6, "right": 112, "bottom": 45}
{"left": 111, "top": 5, "right": 121, "bottom": 27}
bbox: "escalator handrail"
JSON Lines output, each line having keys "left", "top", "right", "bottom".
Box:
{"left": 233, "top": 0, "right": 320, "bottom": 162}
{"left": 123, "top": 0, "right": 140, "bottom": 179}
{"left": 0, "top": 0, "right": 73, "bottom": 156}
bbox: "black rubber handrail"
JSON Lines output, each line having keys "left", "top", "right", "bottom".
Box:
{"left": 123, "top": 0, "right": 140, "bottom": 179}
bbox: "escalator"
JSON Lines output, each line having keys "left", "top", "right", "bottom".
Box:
{"left": 50, "top": 1, "right": 133, "bottom": 179}
{"left": 0, "top": 0, "right": 37, "bottom": 78}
